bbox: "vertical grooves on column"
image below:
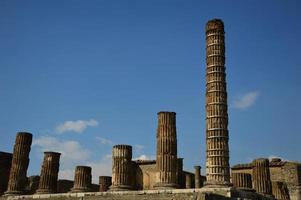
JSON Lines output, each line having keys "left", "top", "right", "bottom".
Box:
{"left": 231, "top": 173, "right": 252, "bottom": 190}
{"left": 71, "top": 166, "right": 92, "bottom": 192}
{"left": 110, "top": 145, "right": 132, "bottom": 191}
{"left": 272, "top": 181, "right": 290, "bottom": 200}
{"left": 205, "top": 19, "right": 230, "bottom": 186}
{"left": 37, "top": 152, "right": 61, "bottom": 194}
{"left": 154, "top": 112, "right": 178, "bottom": 189}
{"left": 252, "top": 158, "right": 272, "bottom": 196}
{"left": 5, "top": 132, "right": 32, "bottom": 195}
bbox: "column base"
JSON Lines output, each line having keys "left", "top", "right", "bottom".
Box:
{"left": 203, "top": 180, "right": 232, "bottom": 188}
{"left": 153, "top": 183, "right": 178, "bottom": 190}
{"left": 36, "top": 189, "right": 56, "bottom": 194}
{"left": 3, "top": 190, "right": 25, "bottom": 196}
{"left": 70, "top": 187, "right": 92, "bottom": 193}
{"left": 109, "top": 185, "right": 133, "bottom": 191}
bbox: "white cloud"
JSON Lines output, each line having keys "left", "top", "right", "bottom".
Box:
{"left": 56, "top": 119, "right": 98, "bottom": 134}
{"left": 133, "top": 154, "right": 155, "bottom": 161}
{"left": 33, "top": 136, "right": 91, "bottom": 172}
{"left": 233, "top": 91, "right": 259, "bottom": 110}
{"left": 86, "top": 155, "right": 112, "bottom": 183}
{"left": 96, "top": 137, "right": 113, "bottom": 145}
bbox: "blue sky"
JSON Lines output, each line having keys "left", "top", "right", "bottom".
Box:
{"left": 0, "top": 0, "right": 300, "bottom": 183}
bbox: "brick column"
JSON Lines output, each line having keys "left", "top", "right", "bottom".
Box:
{"left": 154, "top": 111, "right": 178, "bottom": 189}
{"left": 252, "top": 158, "right": 273, "bottom": 196}
{"left": 0, "top": 152, "right": 12, "bottom": 195}
{"left": 110, "top": 145, "right": 132, "bottom": 191}
{"left": 5, "top": 132, "right": 32, "bottom": 195}
{"left": 99, "top": 176, "right": 112, "bottom": 192}
{"left": 194, "top": 166, "right": 202, "bottom": 188}
{"left": 71, "top": 166, "right": 92, "bottom": 192}
{"left": 205, "top": 19, "right": 230, "bottom": 187}
{"left": 231, "top": 173, "right": 253, "bottom": 191}
{"left": 36, "top": 152, "right": 61, "bottom": 194}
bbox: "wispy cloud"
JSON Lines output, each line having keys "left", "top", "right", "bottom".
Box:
{"left": 232, "top": 91, "right": 259, "bottom": 110}
{"left": 56, "top": 119, "right": 98, "bottom": 134}
{"left": 133, "top": 154, "right": 155, "bottom": 161}
{"left": 96, "top": 137, "right": 113, "bottom": 145}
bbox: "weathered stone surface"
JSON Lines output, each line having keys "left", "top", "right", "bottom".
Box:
{"left": 185, "top": 174, "right": 192, "bottom": 189}
{"left": 99, "top": 176, "right": 111, "bottom": 192}
{"left": 110, "top": 145, "right": 133, "bottom": 191}
{"left": 0, "top": 152, "right": 13, "bottom": 195}
{"left": 272, "top": 181, "right": 290, "bottom": 200}
{"left": 252, "top": 158, "right": 273, "bottom": 196}
{"left": 26, "top": 176, "right": 40, "bottom": 195}
{"left": 71, "top": 166, "right": 92, "bottom": 193}
{"left": 154, "top": 112, "right": 178, "bottom": 189}
{"left": 194, "top": 166, "right": 202, "bottom": 188}
{"left": 36, "top": 152, "right": 61, "bottom": 194}
{"left": 205, "top": 19, "right": 230, "bottom": 186}
{"left": 5, "top": 132, "right": 32, "bottom": 196}
{"left": 57, "top": 180, "right": 73, "bottom": 193}
{"left": 231, "top": 173, "right": 253, "bottom": 191}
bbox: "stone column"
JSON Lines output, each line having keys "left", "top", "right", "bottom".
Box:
{"left": 0, "top": 152, "right": 12, "bottom": 195}
{"left": 27, "top": 176, "right": 40, "bottom": 194}
{"left": 177, "top": 158, "right": 184, "bottom": 188}
{"left": 272, "top": 181, "right": 290, "bottom": 200}
{"left": 71, "top": 166, "right": 92, "bottom": 192}
{"left": 99, "top": 176, "right": 112, "bottom": 192}
{"left": 110, "top": 145, "right": 132, "bottom": 191}
{"left": 5, "top": 132, "right": 32, "bottom": 195}
{"left": 194, "top": 166, "right": 202, "bottom": 188}
{"left": 185, "top": 174, "right": 192, "bottom": 189}
{"left": 231, "top": 173, "right": 253, "bottom": 191}
{"left": 252, "top": 158, "right": 272, "bottom": 196}
{"left": 36, "top": 152, "right": 61, "bottom": 194}
{"left": 154, "top": 111, "right": 178, "bottom": 189}
{"left": 205, "top": 19, "right": 230, "bottom": 186}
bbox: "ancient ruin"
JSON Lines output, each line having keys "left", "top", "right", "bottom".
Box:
{"left": 5, "top": 132, "right": 32, "bottom": 196}
{"left": 36, "top": 152, "right": 61, "bottom": 194}
{"left": 205, "top": 19, "right": 230, "bottom": 186}
{"left": 231, "top": 173, "right": 253, "bottom": 191}
{"left": 0, "top": 152, "right": 12, "bottom": 195}
{"left": 194, "top": 166, "right": 202, "bottom": 188}
{"left": 99, "top": 176, "right": 112, "bottom": 192}
{"left": 71, "top": 166, "right": 92, "bottom": 192}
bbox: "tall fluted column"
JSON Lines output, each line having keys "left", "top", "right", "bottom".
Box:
{"left": 5, "top": 132, "right": 32, "bottom": 195}
{"left": 110, "top": 145, "right": 132, "bottom": 191}
{"left": 194, "top": 166, "right": 202, "bottom": 188}
{"left": 36, "top": 152, "right": 61, "bottom": 194}
{"left": 99, "top": 176, "right": 112, "bottom": 192}
{"left": 205, "top": 19, "right": 230, "bottom": 186}
{"left": 154, "top": 111, "right": 178, "bottom": 189}
{"left": 71, "top": 166, "right": 92, "bottom": 192}
{"left": 0, "top": 152, "right": 12, "bottom": 195}
{"left": 272, "top": 181, "right": 290, "bottom": 200}
{"left": 252, "top": 158, "right": 273, "bottom": 196}
{"left": 231, "top": 173, "right": 253, "bottom": 191}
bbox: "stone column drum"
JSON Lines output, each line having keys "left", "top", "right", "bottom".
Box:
{"left": 252, "top": 158, "right": 273, "bottom": 196}
{"left": 5, "top": 132, "right": 32, "bottom": 195}
{"left": 71, "top": 166, "right": 92, "bottom": 192}
{"left": 231, "top": 173, "right": 253, "bottom": 191}
{"left": 154, "top": 112, "right": 178, "bottom": 189}
{"left": 272, "top": 181, "right": 290, "bottom": 200}
{"left": 99, "top": 176, "right": 112, "bottom": 192}
{"left": 0, "top": 152, "right": 13, "bottom": 195}
{"left": 110, "top": 145, "right": 132, "bottom": 191}
{"left": 36, "top": 152, "right": 61, "bottom": 194}
{"left": 194, "top": 166, "right": 202, "bottom": 188}
{"left": 205, "top": 19, "right": 230, "bottom": 186}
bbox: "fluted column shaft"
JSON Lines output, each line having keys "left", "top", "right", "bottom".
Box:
{"left": 0, "top": 152, "right": 13, "bottom": 195}
{"left": 110, "top": 145, "right": 132, "bottom": 191}
{"left": 5, "top": 132, "right": 32, "bottom": 195}
{"left": 71, "top": 166, "right": 92, "bottom": 192}
{"left": 36, "top": 152, "right": 61, "bottom": 194}
{"left": 205, "top": 19, "right": 230, "bottom": 186}
{"left": 272, "top": 181, "right": 290, "bottom": 200}
{"left": 154, "top": 112, "right": 178, "bottom": 189}
{"left": 99, "top": 176, "right": 112, "bottom": 192}
{"left": 252, "top": 158, "right": 272, "bottom": 196}
{"left": 194, "top": 166, "right": 202, "bottom": 188}
{"left": 232, "top": 173, "right": 253, "bottom": 190}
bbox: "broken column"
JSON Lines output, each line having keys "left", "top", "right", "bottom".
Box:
{"left": 5, "top": 132, "right": 32, "bottom": 195}
{"left": 194, "top": 166, "right": 202, "bottom": 188}
{"left": 154, "top": 111, "right": 178, "bottom": 189}
{"left": 71, "top": 166, "right": 92, "bottom": 192}
{"left": 99, "top": 176, "right": 112, "bottom": 192}
{"left": 36, "top": 152, "right": 61, "bottom": 194}
{"left": 0, "top": 152, "right": 12, "bottom": 195}
{"left": 272, "top": 181, "right": 290, "bottom": 200}
{"left": 231, "top": 173, "right": 253, "bottom": 191}
{"left": 110, "top": 145, "right": 132, "bottom": 191}
{"left": 252, "top": 158, "right": 273, "bottom": 196}
{"left": 185, "top": 174, "right": 192, "bottom": 189}
{"left": 205, "top": 19, "right": 230, "bottom": 186}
